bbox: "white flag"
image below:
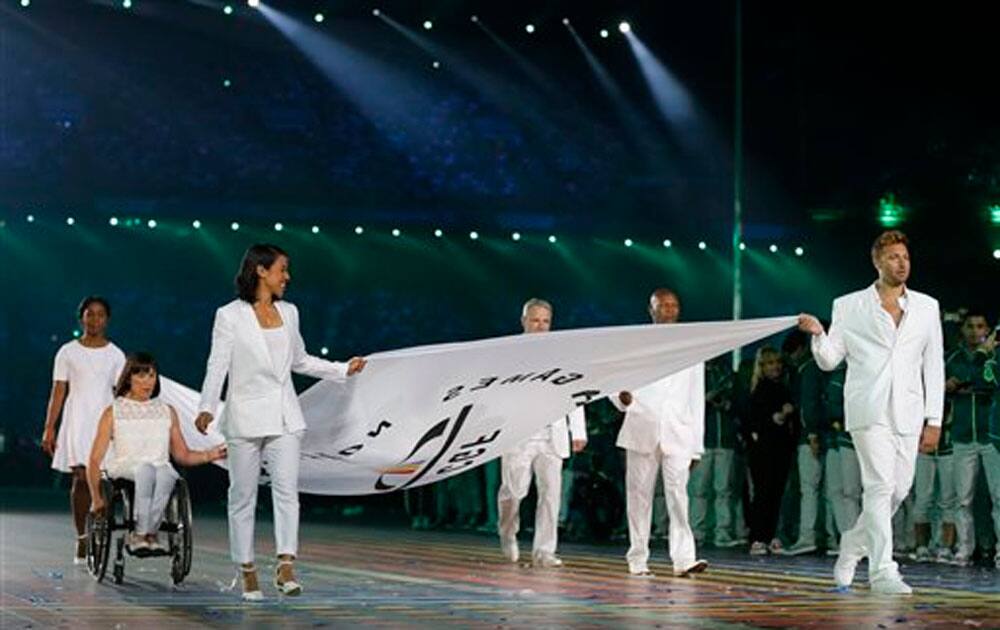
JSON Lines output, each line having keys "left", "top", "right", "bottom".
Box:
{"left": 163, "top": 316, "right": 795, "bottom": 495}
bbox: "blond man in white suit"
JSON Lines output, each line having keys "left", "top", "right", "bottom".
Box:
{"left": 195, "top": 244, "right": 366, "bottom": 601}
{"left": 799, "top": 230, "right": 944, "bottom": 595}
{"left": 613, "top": 288, "right": 708, "bottom": 578}
{"left": 498, "top": 298, "right": 587, "bottom": 568}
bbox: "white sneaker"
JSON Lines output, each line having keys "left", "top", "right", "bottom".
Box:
{"left": 910, "top": 546, "right": 932, "bottom": 562}
{"left": 628, "top": 566, "right": 655, "bottom": 578}
{"left": 714, "top": 535, "right": 742, "bottom": 548}
{"left": 749, "top": 541, "right": 768, "bottom": 555}
{"left": 870, "top": 577, "right": 913, "bottom": 595}
{"left": 500, "top": 538, "right": 519, "bottom": 563}
{"left": 933, "top": 548, "right": 954, "bottom": 564}
{"left": 834, "top": 552, "right": 860, "bottom": 587}
{"left": 784, "top": 541, "right": 818, "bottom": 556}
{"left": 532, "top": 553, "right": 563, "bottom": 568}
{"left": 673, "top": 559, "right": 708, "bottom": 577}
{"left": 950, "top": 553, "right": 973, "bottom": 567}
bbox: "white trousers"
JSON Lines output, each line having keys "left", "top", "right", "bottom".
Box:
{"left": 839, "top": 425, "right": 919, "bottom": 582}
{"left": 133, "top": 463, "right": 178, "bottom": 536}
{"left": 227, "top": 431, "right": 302, "bottom": 565}
{"left": 913, "top": 453, "right": 956, "bottom": 538}
{"left": 497, "top": 439, "right": 563, "bottom": 558}
{"left": 688, "top": 448, "right": 736, "bottom": 543}
{"left": 794, "top": 444, "right": 823, "bottom": 546}
{"left": 953, "top": 442, "right": 1000, "bottom": 558}
{"left": 625, "top": 447, "right": 696, "bottom": 572}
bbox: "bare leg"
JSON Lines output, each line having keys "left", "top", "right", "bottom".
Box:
{"left": 70, "top": 467, "right": 90, "bottom": 535}
{"left": 70, "top": 467, "right": 90, "bottom": 559}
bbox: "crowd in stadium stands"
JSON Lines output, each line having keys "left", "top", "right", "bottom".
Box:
{"left": 1, "top": 43, "right": 621, "bottom": 203}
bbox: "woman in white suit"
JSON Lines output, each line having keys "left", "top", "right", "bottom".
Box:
{"left": 195, "top": 244, "right": 366, "bottom": 601}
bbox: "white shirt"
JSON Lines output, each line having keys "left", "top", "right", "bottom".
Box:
{"left": 871, "top": 286, "right": 908, "bottom": 427}
{"left": 263, "top": 325, "right": 290, "bottom": 375}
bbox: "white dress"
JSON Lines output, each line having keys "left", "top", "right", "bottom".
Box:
{"left": 51, "top": 340, "right": 126, "bottom": 472}
{"left": 105, "top": 397, "right": 175, "bottom": 480}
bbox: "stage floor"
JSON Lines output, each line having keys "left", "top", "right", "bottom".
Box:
{"left": 2, "top": 509, "right": 998, "bottom": 628}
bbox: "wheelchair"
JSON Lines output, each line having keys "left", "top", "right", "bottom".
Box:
{"left": 85, "top": 474, "right": 193, "bottom": 585}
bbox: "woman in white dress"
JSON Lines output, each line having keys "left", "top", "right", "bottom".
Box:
{"left": 87, "top": 352, "right": 226, "bottom": 551}
{"left": 41, "top": 296, "right": 126, "bottom": 564}
{"left": 195, "top": 243, "right": 366, "bottom": 601}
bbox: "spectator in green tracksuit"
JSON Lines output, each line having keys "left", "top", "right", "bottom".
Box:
{"left": 689, "top": 357, "right": 743, "bottom": 547}
{"left": 786, "top": 356, "right": 839, "bottom": 555}
{"left": 910, "top": 405, "right": 955, "bottom": 563}
{"left": 948, "top": 311, "right": 1000, "bottom": 567}
{"left": 814, "top": 362, "right": 861, "bottom": 553}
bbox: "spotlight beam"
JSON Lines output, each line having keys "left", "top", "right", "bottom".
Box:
{"left": 564, "top": 21, "right": 668, "bottom": 168}
{"left": 472, "top": 18, "right": 559, "bottom": 100}
{"left": 257, "top": 5, "right": 441, "bottom": 148}
{"left": 373, "top": 12, "right": 567, "bottom": 160}
{"left": 623, "top": 29, "right": 727, "bottom": 165}
{"left": 623, "top": 31, "right": 695, "bottom": 124}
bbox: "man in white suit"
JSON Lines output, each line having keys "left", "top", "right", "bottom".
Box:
{"left": 613, "top": 288, "right": 708, "bottom": 577}
{"left": 498, "top": 298, "right": 588, "bottom": 568}
{"left": 799, "top": 230, "right": 944, "bottom": 595}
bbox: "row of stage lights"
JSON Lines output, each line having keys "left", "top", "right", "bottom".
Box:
{"left": 15, "top": 213, "right": 1000, "bottom": 260}
{"left": 64, "top": 324, "right": 337, "bottom": 356}
{"left": 15, "top": 214, "right": 806, "bottom": 255}
{"left": 15, "top": 0, "right": 635, "bottom": 39}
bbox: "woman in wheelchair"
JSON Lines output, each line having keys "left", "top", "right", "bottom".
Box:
{"left": 86, "top": 352, "right": 226, "bottom": 553}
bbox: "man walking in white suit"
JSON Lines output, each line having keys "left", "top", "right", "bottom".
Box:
{"left": 613, "top": 288, "right": 708, "bottom": 577}
{"left": 799, "top": 230, "right": 944, "bottom": 594}
{"left": 498, "top": 298, "right": 587, "bottom": 568}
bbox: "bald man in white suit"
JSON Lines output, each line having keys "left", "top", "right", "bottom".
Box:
{"left": 613, "top": 289, "right": 708, "bottom": 578}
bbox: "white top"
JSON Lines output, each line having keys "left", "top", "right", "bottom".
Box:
{"left": 262, "top": 325, "right": 290, "bottom": 375}
{"left": 105, "top": 397, "right": 173, "bottom": 480}
{"left": 51, "top": 340, "right": 126, "bottom": 472}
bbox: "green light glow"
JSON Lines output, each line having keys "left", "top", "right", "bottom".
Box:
{"left": 878, "top": 194, "right": 907, "bottom": 227}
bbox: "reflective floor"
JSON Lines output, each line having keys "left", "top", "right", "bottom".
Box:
{"left": 2, "top": 509, "right": 998, "bottom": 628}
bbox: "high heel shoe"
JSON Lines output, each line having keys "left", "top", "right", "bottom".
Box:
{"left": 73, "top": 534, "right": 88, "bottom": 565}
{"left": 230, "top": 565, "right": 263, "bottom": 602}
{"left": 274, "top": 559, "right": 302, "bottom": 596}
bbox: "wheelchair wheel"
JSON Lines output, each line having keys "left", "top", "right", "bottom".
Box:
{"left": 167, "top": 479, "right": 193, "bottom": 585}
{"left": 86, "top": 511, "right": 111, "bottom": 582}
{"left": 87, "top": 478, "right": 116, "bottom": 582}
